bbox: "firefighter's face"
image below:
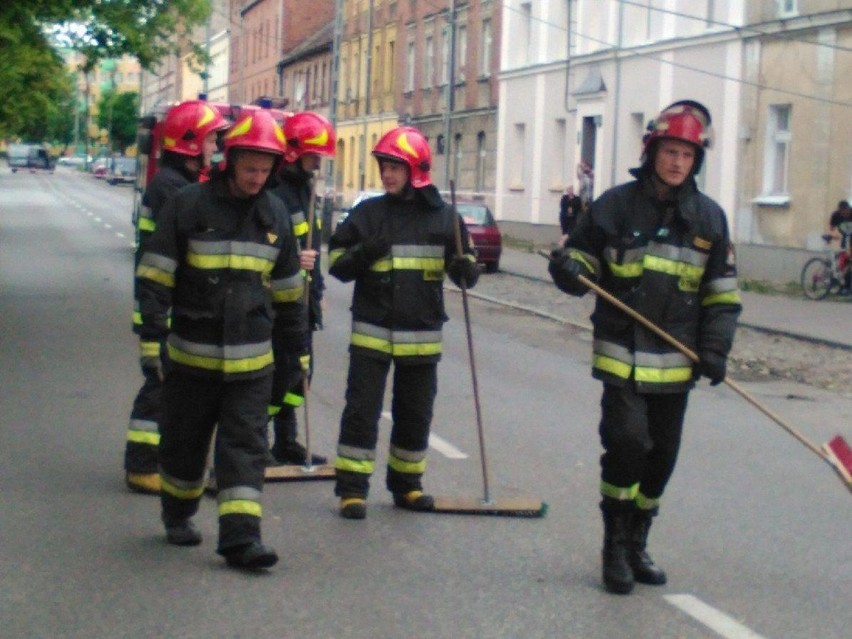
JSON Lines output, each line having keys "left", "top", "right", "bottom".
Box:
{"left": 201, "top": 131, "right": 219, "bottom": 168}
{"left": 299, "top": 153, "right": 322, "bottom": 173}
{"left": 380, "top": 160, "right": 409, "bottom": 195}
{"left": 654, "top": 139, "right": 696, "bottom": 188}
{"left": 229, "top": 150, "right": 277, "bottom": 198}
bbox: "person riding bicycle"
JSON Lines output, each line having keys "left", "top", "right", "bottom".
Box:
{"left": 827, "top": 200, "right": 852, "bottom": 294}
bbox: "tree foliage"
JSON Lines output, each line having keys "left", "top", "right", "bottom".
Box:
{"left": 96, "top": 89, "right": 140, "bottom": 153}
{"left": 0, "top": 1, "right": 211, "bottom": 140}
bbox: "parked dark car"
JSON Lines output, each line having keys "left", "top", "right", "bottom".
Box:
{"left": 91, "top": 157, "right": 110, "bottom": 178}
{"left": 108, "top": 156, "right": 137, "bottom": 185}
{"left": 455, "top": 200, "right": 502, "bottom": 273}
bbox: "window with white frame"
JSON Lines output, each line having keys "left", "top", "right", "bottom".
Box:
{"left": 520, "top": 2, "right": 532, "bottom": 66}
{"left": 764, "top": 104, "right": 792, "bottom": 196}
{"left": 480, "top": 18, "right": 492, "bottom": 77}
{"left": 440, "top": 25, "right": 450, "bottom": 85}
{"left": 406, "top": 40, "right": 415, "bottom": 92}
{"left": 425, "top": 35, "right": 434, "bottom": 87}
{"left": 456, "top": 24, "right": 467, "bottom": 82}
{"left": 776, "top": 0, "right": 798, "bottom": 18}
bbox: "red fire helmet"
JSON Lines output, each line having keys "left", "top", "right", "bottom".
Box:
{"left": 642, "top": 100, "right": 713, "bottom": 170}
{"left": 161, "top": 100, "right": 229, "bottom": 157}
{"left": 372, "top": 126, "right": 432, "bottom": 188}
{"left": 221, "top": 110, "right": 287, "bottom": 161}
{"left": 282, "top": 111, "right": 336, "bottom": 163}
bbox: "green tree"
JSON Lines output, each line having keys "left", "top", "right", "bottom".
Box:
{"left": 96, "top": 89, "right": 139, "bottom": 153}
{"left": 0, "top": 1, "right": 211, "bottom": 140}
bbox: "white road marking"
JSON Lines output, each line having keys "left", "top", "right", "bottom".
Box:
{"left": 380, "top": 410, "right": 469, "bottom": 459}
{"left": 664, "top": 594, "right": 769, "bottom": 639}
{"left": 115, "top": 232, "right": 126, "bottom": 238}
{"left": 103, "top": 223, "right": 112, "bottom": 229}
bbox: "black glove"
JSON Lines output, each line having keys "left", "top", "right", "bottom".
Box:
{"left": 361, "top": 236, "right": 391, "bottom": 262}
{"left": 548, "top": 248, "right": 581, "bottom": 292}
{"left": 448, "top": 255, "right": 480, "bottom": 288}
{"left": 697, "top": 350, "right": 726, "bottom": 386}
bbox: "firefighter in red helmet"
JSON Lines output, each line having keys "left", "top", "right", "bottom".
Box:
{"left": 266, "top": 111, "right": 337, "bottom": 466}
{"left": 548, "top": 100, "right": 741, "bottom": 593}
{"left": 125, "top": 100, "right": 229, "bottom": 495}
{"left": 135, "top": 110, "right": 307, "bottom": 569}
{"left": 328, "top": 125, "right": 479, "bottom": 519}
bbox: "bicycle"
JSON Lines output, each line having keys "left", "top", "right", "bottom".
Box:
{"left": 800, "top": 230, "right": 851, "bottom": 300}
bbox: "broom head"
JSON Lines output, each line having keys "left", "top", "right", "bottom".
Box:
{"left": 822, "top": 435, "right": 852, "bottom": 492}
{"left": 432, "top": 496, "right": 548, "bottom": 518}
{"left": 265, "top": 463, "right": 336, "bottom": 482}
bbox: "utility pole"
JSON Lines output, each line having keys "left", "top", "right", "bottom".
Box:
{"left": 442, "top": 0, "right": 457, "bottom": 190}
{"left": 360, "top": 0, "right": 374, "bottom": 191}
{"left": 328, "top": 0, "right": 344, "bottom": 199}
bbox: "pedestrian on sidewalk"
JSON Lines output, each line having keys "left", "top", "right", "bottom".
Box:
{"left": 327, "top": 126, "right": 479, "bottom": 520}
{"left": 135, "top": 110, "right": 307, "bottom": 570}
{"left": 559, "top": 185, "right": 582, "bottom": 245}
{"left": 266, "top": 111, "right": 337, "bottom": 466}
{"left": 125, "top": 100, "right": 229, "bottom": 495}
{"left": 548, "top": 100, "right": 742, "bottom": 594}
{"left": 827, "top": 199, "right": 852, "bottom": 294}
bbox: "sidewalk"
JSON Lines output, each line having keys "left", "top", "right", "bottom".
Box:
{"left": 498, "top": 246, "right": 852, "bottom": 350}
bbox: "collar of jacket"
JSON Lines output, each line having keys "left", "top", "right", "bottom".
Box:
{"left": 207, "top": 171, "right": 275, "bottom": 229}
{"left": 630, "top": 166, "right": 702, "bottom": 226}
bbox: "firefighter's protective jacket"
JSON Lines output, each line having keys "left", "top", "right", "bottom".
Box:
{"left": 269, "top": 168, "right": 324, "bottom": 329}
{"left": 328, "top": 185, "right": 477, "bottom": 365}
{"left": 560, "top": 168, "right": 741, "bottom": 392}
{"left": 135, "top": 171, "right": 307, "bottom": 380}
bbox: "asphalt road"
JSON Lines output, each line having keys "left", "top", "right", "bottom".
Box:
{"left": 1, "top": 167, "right": 850, "bottom": 639}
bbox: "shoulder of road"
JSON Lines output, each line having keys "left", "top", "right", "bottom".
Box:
{"left": 497, "top": 246, "right": 852, "bottom": 350}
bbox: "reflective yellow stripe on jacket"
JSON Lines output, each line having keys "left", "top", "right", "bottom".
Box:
{"left": 167, "top": 335, "right": 274, "bottom": 375}
{"left": 351, "top": 321, "right": 442, "bottom": 358}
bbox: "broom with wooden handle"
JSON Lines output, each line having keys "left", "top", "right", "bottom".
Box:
{"left": 539, "top": 249, "right": 852, "bottom": 493}
{"left": 428, "top": 185, "right": 547, "bottom": 517}
{"left": 265, "top": 181, "right": 335, "bottom": 482}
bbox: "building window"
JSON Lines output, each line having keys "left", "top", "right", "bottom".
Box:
{"left": 512, "top": 123, "right": 526, "bottom": 187}
{"left": 436, "top": 134, "right": 445, "bottom": 155}
{"left": 456, "top": 25, "right": 467, "bottom": 82}
{"left": 764, "top": 104, "right": 791, "bottom": 196}
{"left": 425, "top": 36, "right": 434, "bottom": 87}
{"left": 453, "top": 133, "right": 462, "bottom": 186}
{"left": 480, "top": 18, "right": 492, "bottom": 77}
{"left": 776, "top": 0, "right": 797, "bottom": 17}
{"left": 440, "top": 26, "right": 450, "bottom": 85}
{"left": 406, "top": 40, "right": 415, "bottom": 92}
{"left": 520, "top": 2, "right": 532, "bottom": 66}
{"left": 475, "top": 131, "right": 486, "bottom": 192}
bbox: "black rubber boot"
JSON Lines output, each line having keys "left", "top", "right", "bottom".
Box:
{"left": 220, "top": 542, "right": 278, "bottom": 570}
{"left": 600, "top": 499, "right": 634, "bottom": 594}
{"left": 629, "top": 509, "right": 667, "bottom": 585}
{"left": 163, "top": 517, "right": 202, "bottom": 546}
{"left": 392, "top": 490, "right": 435, "bottom": 512}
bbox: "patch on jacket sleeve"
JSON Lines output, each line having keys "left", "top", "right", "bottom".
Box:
{"left": 266, "top": 232, "right": 278, "bottom": 244}
{"left": 692, "top": 236, "right": 712, "bottom": 250}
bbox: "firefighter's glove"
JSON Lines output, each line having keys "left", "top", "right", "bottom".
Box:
{"left": 448, "top": 255, "right": 480, "bottom": 288}
{"left": 361, "top": 236, "right": 391, "bottom": 263}
{"left": 697, "top": 350, "right": 726, "bottom": 386}
{"left": 548, "top": 248, "right": 582, "bottom": 293}
{"left": 139, "top": 340, "right": 164, "bottom": 382}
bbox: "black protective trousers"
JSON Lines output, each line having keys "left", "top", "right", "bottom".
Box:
{"left": 335, "top": 353, "right": 437, "bottom": 498}
{"left": 598, "top": 383, "right": 689, "bottom": 502}
{"left": 124, "top": 367, "right": 162, "bottom": 473}
{"left": 159, "top": 369, "right": 271, "bottom": 551}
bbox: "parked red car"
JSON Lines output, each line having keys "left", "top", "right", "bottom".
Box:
{"left": 456, "top": 200, "right": 502, "bottom": 273}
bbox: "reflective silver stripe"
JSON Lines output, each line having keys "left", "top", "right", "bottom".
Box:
{"left": 168, "top": 335, "right": 272, "bottom": 360}
{"left": 393, "top": 244, "right": 444, "bottom": 258}
{"left": 290, "top": 211, "right": 306, "bottom": 226}
{"left": 138, "top": 252, "right": 178, "bottom": 273}
{"left": 270, "top": 273, "right": 304, "bottom": 292}
{"left": 337, "top": 444, "right": 376, "bottom": 461}
{"left": 705, "top": 276, "right": 739, "bottom": 294}
{"left": 389, "top": 444, "right": 427, "bottom": 462}
{"left": 129, "top": 418, "right": 158, "bottom": 433}
{"left": 646, "top": 242, "right": 707, "bottom": 266}
{"left": 217, "top": 486, "right": 262, "bottom": 505}
{"left": 593, "top": 339, "right": 633, "bottom": 364}
{"left": 634, "top": 350, "right": 692, "bottom": 369}
{"left": 187, "top": 239, "right": 279, "bottom": 261}
{"left": 159, "top": 468, "right": 205, "bottom": 491}
{"left": 351, "top": 321, "right": 442, "bottom": 344}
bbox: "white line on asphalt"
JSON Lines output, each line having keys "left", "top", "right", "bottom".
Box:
{"left": 116, "top": 232, "right": 126, "bottom": 238}
{"left": 664, "top": 594, "right": 769, "bottom": 639}
{"left": 104, "top": 223, "right": 112, "bottom": 229}
{"left": 94, "top": 217, "right": 102, "bottom": 222}
{"left": 380, "top": 410, "right": 469, "bottom": 459}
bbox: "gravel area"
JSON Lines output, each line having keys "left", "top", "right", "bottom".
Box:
{"left": 457, "top": 272, "right": 852, "bottom": 399}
